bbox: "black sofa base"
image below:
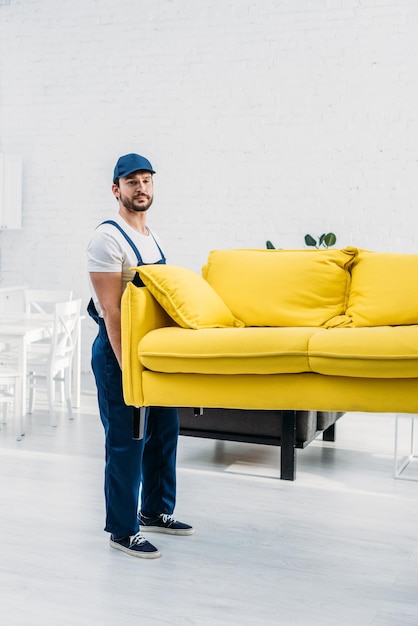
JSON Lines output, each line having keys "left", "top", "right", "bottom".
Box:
{"left": 178, "top": 408, "right": 342, "bottom": 481}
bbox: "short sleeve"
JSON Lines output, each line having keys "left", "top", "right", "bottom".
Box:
{"left": 87, "top": 228, "right": 125, "bottom": 272}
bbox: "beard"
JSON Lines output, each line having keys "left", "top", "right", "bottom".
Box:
{"left": 120, "top": 192, "right": 153, "bottom": 213}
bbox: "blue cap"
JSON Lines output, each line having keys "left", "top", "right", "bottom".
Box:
{"left": 113, "top": 153, "right": 155, "bottom": 183}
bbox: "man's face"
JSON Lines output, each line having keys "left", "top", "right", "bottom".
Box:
{"left": 114, "top": 170, "right": 154, "bottom": 213}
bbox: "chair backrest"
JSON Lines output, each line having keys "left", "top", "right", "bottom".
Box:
{"left": 49, "top": 299, "right": 81, "bottom": 368}
{"left": 25, "top": 290, "right": 73, "bottom": 316}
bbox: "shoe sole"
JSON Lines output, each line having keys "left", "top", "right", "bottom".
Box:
{"left": 109, "top": 540, "right": 161, "bottom": 559}
{"left": 140, "top": 526, "right": 195, "bottom": 536}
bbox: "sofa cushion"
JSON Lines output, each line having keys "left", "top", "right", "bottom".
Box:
{"left": 309, "top": 326, "right": 418, "bottom": 377}
{"left": 138, "top": 326, "right": 323, "bottom": 374}
{"left": 346, "top": 250, "right": 418, "bottom": 326}
{"left": 202, "top": 248, "right": 358, "bottom": 327}
{"left": 134, "top": 264, "right": 244, "bottom": 329}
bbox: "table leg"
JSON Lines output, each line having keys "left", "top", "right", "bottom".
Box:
{"left": 17, "top": 337, "right": 27, "bottom": 415}
{"left": 14, "top": 374, "right": 24, "bottom": 440}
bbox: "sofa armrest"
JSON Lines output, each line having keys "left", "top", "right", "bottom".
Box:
{"left": 121, "top": 281, "right": 173, "bottom": 406}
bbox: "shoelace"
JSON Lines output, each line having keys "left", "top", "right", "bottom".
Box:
{"left": 130, "top": 532, "right": 147, "bottom": 546}
{"left": 160, "top": 514, "right": 176, "bottom": 525}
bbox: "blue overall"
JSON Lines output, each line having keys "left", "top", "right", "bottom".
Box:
{"left": 89, "top": 221, "right": 179, "bottom": 537}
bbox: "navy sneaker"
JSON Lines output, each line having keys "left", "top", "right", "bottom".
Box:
{"left": 138, "top": 512, "right": 195, "bottom": 535}
{"left": 109, "top": 532, "right": 160, "bottom": 558}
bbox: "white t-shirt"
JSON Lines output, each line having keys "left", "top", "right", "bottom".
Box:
{"left": 87, "top": 214, "right": 164, "bottom": 317}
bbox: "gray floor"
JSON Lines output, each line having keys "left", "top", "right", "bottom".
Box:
{"left": 0, "top": 377, "right": 417, "bottom": 626}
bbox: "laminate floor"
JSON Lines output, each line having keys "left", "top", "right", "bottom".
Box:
{"left": 0, "top": 378, "right": 417, "bottom": 626}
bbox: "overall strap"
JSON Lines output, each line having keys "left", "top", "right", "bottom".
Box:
{"left": 101, "top": 220, "right": 143, "bottom": 264}
{"left": 100, "top": 220, "right": 166, "bottom": 264}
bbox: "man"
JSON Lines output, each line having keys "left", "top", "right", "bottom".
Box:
{"left": 87, "top": 153, "right": 194, "bottom": 559}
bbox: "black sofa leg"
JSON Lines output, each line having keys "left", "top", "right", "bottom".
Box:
{"left": 323, "top": 423, "right": 336, "bottom": 442}
{"left": 280, "top": 410, "right": 297, "bottom": 480}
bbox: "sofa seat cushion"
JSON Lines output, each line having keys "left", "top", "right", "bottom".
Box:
{"left": 309, "top": 326, "right": 418, "bottom": 377}
{"left": 138, "top": 326, "right": 324, "bottom": 375}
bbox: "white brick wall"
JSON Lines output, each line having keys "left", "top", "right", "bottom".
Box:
{"left": 1, "top": 0, "right": 417, "bottom": 373}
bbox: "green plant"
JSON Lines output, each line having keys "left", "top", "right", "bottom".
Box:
{"left": 304, "top": 233, "right": 337, "bottom": 248}
{"left": 266, "top": 232, "right": 337, "bottom": 250}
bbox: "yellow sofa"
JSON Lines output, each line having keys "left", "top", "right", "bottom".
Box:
{"left": 121, "top": 247, "right": 418, "bottom": 477}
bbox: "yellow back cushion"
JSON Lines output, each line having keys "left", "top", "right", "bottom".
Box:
{"left": 135, "top": 264, "right": 244, "bottom": 329}
{"left": 346, "top": 250, "right": 418, "bottom": 326}
{"left": 203, "top": 248, "right": 358, "bottom": 327}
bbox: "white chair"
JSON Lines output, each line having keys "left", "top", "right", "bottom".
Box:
{"left": 27, "top": 299, "right": 81, "bottom": 426}
{"left": 24, "top": 289, "right": 73, "bottom": 316}
{"left": 0, "top": 367, "right": 23, "bottom": 440}
{"left": 25, "top": 290, "right": 74, "bottom": 402}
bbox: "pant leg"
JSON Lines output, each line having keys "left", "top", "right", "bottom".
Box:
{"left": 140, "top": 406, "right": 179, "bottom": 517}
{"left": 91, "top": 319, "right": 144, "bottom": 537}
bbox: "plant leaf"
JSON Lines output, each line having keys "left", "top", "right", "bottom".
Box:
{"left": 324, "top": 232, "right": 337, "bottom": 247}
{"left": 304, "top": 234, "right": 317, "bottom": 247}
